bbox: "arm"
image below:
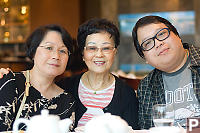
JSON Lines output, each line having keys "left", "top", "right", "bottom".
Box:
{"left": 137, "top": 85, "right": 146, "bottom": 129}
{"left": 137, "top": 83, "right": 154, "bottom": 129}
{"left": 0, "top": 71, "right": 17, "bottom": 131}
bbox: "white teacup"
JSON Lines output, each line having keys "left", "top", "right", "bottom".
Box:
{"left": 150, "top": 126, "right": 182, "bottom": 133}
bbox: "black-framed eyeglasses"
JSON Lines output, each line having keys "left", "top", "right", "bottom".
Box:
{"left": 141, "top": 28, "right": 170, "bottom": 51}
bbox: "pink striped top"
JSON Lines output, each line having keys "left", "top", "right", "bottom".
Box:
{"left": 77, "top": 79, "right": 115, "bottom": 127}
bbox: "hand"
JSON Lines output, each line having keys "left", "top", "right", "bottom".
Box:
{"left": 0, "top": 68, "right": 10, "bottom": 78}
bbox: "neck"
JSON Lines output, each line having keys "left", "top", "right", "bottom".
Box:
{"left": 166, "top": 49, "right": 189, "bottom": 73}
{"left": 28, "top": 68, "right": 55, "bottom": 93}
{"left": 85, "top": 71, "right": 113, "bottom": 91}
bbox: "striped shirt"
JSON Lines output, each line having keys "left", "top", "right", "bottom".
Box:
{"left": 77, "top": 80, "right": 115, "bottom": 127}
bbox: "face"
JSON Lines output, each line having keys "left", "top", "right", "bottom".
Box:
{"left": 33, "top": 31, "right": 69, "bottom": 77}
{"left": 83, "top": 32, "right": 117, "bottom": 74}
{"left": 137, "top": 23, "right": 186, "bottom": 72}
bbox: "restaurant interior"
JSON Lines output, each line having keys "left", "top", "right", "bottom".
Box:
{"left": 2, "top": 1, "right": 200, "bottom": 133}
{"left": 0, "top": 0, "right": 199, "bottom": 81}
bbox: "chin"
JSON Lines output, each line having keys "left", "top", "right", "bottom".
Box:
{"left": 47, "top": 71, "right": 64, "bottom": 77}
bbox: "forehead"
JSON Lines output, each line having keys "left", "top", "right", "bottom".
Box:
{"left": 41, "top": 31, "right": 66, "bottom": 47}
{"left": 86, "top": 32, "right": 114, "bottom": 43}
{"left": 137, "top": 23, "right": 167, "bottom": 42}
{"left": 42, "top": 31, "right": 63, "bottom": 42}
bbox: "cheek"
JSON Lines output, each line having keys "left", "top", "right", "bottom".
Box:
{"left": 83, "top": 52, "right": 93, "bottom": 61}
{"left": 144, "top": 52, "right": 156, "bottom": 64}
{"left": 34, "top": 51, "right": 46, "bottom": 62}
{"left": 106, "top": 54, "right": 115, "bottom": 65}
{"left": 61, "top": 56, "right": 69, "bottom": 64}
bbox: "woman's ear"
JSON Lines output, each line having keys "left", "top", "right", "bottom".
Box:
{"left": 114, "top": 49, "right": 117, "bottom": 55}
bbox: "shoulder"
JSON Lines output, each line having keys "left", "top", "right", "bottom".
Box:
{"left": 56, "top": 73, "right": 83, "bottom": 92}
{"left": 137, "top": 69, "right": 162, "bottom": 96}
{"left": 114, "top": 75, "right": 132, "bottom": 89}
{"left": 139, "top": 69, "right": 161, "bottom": 86}
{"left": 114, "top": 75, "right": 137, "bottom": 97}
{"left": 0, "top": 72, "right": 24, "bottom": 97}
{"left": 0, "top": 71, "right": 24, "bottom": 87}
{"left": 59, "top": 73, "right": 82, "bottom": 84}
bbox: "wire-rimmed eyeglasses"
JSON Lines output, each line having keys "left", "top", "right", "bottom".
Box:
{"left": 141, "top": 28, "right": 170, "bottom": 51}
{"left": 84, "top": 46, "right": 116, "bottom": 54}
{"left": 39, "top": 45, "right": 71, "bottom": 56}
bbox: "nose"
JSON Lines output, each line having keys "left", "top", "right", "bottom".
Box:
{"left": 51, "top": 50, "right": 60, "bottom": 60}
{"left": 155, "top": 39, "right": 164, "bottom": 49}
{"left": 95, "top": 48, "right": 104, "bottom": 57}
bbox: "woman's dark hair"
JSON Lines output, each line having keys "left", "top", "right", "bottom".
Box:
{"left": 26, "top": 24, "right": 74, "bottom": 60}
{"left": 132, "top": 15, "right": 180, "bottom": 58}
{"left": 77, "top": 18, "right": 120, "bottom": 53}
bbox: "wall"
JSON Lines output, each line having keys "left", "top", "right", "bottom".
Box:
{"left": 118, "top": 0, "right": 193, "bottom": 13}
{"left": 30, "top": 0, "right": 80, "bottom": 38}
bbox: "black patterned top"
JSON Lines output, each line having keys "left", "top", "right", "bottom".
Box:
{"left": 0, "top": 71, "right": 75, "bottom": 131}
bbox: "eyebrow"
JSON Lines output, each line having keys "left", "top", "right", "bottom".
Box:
{"left": 141, "top": 27, "right": 167, "bottom": 42}
{"left": 87, "top": 41, "right": 112, "bottom": 45}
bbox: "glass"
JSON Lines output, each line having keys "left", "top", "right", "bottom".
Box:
{"left": 141, "top": 28, "right": 170, "bottom": 51}
{"left": 152, "top": 104, "right": 174, "bottom": 127}
{"left": 84, "top": 46, "right": 115, "bottom": 54}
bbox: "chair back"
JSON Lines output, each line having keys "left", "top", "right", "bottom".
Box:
{"left": 119, "top": 76, "right": 141, "bottom": 90}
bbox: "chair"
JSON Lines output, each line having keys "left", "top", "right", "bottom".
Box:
{"left": 119, "top": 76, "right": 141, "bottom": 91}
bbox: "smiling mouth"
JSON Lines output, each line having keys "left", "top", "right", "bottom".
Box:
{"left": 158, "top": 48, "right": 169, "bottom": 56}
{"left": 94, "top": 61, "right": 105, "bottom": 66}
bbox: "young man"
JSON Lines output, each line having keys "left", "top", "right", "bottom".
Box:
{"left": 132, "top": 15, "right": 200, "bottom": 129}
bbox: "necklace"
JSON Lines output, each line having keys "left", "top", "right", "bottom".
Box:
{"left": 86, "top": 73, "right": 112, "bottom": 94}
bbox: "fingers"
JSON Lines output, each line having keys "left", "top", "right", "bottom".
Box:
{"left": 0, "top": 68, "right": 10, "bottom": 79}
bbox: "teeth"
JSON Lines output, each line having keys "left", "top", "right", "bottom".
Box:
{"left": 95, "top": 61, "right": 104, "bottom": 62}
{"left": 94, "top": 61, "right": 105, "bottom": 65}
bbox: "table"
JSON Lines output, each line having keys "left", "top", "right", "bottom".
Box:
{"left": 70, "top": 130, "right": 149, "bottom": 133}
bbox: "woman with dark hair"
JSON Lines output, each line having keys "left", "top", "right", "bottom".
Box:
{"left": 0, "top": 24, "right": 75, "bottom": 131}
{"left": 58, "top": 18, "right": 139, "bottom": 130}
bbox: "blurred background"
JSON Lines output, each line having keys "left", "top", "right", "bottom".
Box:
{"left": 0, "top": 0, "right": 199, "bottom": 78}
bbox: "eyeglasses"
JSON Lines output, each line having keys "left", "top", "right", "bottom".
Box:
{"left": 84, "top": 46, "right": 116, "bottom": 54}
{"left": 39, "top": 45, "right": 71, "bottom": 56}
{"left": 141, "top": 28, "right": 170, "bottom": 51}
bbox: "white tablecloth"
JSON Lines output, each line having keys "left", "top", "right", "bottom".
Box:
{"left": 70, "top": 129, "right": 149, "bottom": 133}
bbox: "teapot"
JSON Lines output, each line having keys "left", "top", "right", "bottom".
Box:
{"left": 13, "top": 109, "right": 72, "bottom": 133}
{"left": 84, "top": 113, "right": 130, "bottom": 133}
